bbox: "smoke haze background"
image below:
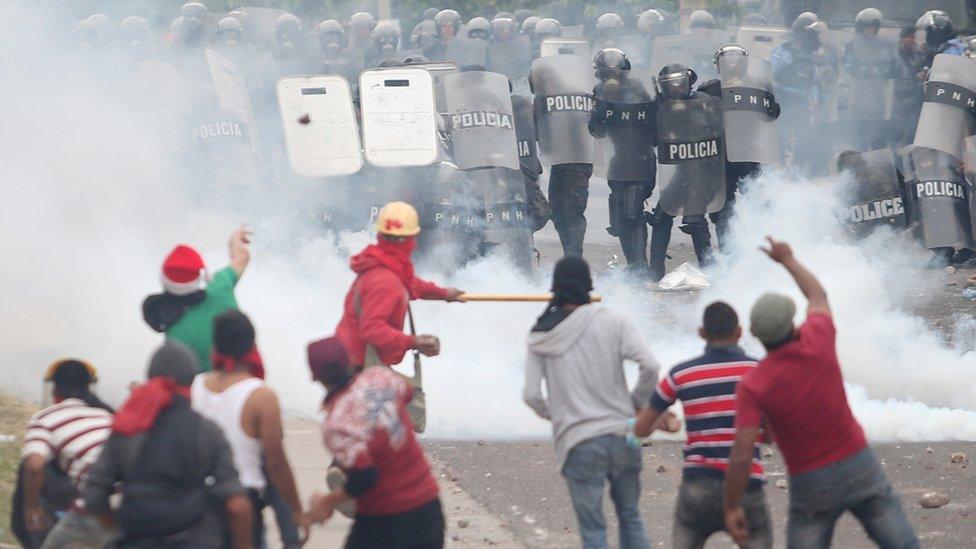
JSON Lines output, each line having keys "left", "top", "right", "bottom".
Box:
{"left": 2, "top": 1, "right": 975, "bottom": 443}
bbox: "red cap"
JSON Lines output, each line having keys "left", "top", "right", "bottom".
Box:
{"left": 161, "top": 245, "right": 205, "bottom": 296}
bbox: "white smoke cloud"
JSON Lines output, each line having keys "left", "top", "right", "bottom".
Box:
{"left": 2, "top": 2, "right": 974, "bottom": 445}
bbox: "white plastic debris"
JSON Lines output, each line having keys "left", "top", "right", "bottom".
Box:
{"left": 657, "top": 263, "right": 711, "bottom": 292}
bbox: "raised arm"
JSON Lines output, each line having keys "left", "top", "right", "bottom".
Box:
{"left": 761, "top": 236, "right": 830, "bottom": 317}
{"left": 229, "top": 226, "right": 251, "bottom": 277}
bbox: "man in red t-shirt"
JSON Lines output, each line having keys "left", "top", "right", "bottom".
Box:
{"left": 724, "top": 237, "right": 918, "bottom": 548}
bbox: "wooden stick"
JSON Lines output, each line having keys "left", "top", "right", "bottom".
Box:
{"left": 458, "top": 293, "right": 602, "bottom": 303}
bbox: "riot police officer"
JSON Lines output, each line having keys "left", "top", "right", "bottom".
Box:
{"left": 373, "top": 23, "right": 400, "bottom": 63}
{"left": 119, "top": 16, "right": 149, "bottom": 50}
{"left": 688, "top": 10, "right": 715, "bottom": 30}
{"left": 348, "top": 12, "right": 377, "bottom": 51}
{"left": 842, "top": 8, "right": 898, "bottom": 151}
{"left": 649, "top": 63, "right": 725, "bottom": 280}
{"left": 425, "top": 9, "right": 461, "bottom": 60}
{"left": 589, "top": 49, "right": 656, "bottom": 270}
{"left": 468, "top": 17, "right": 492, "bottom": 41}
{"left": 916, "top": 10, "right": 964, "bottom": 65}
{"left": 411, "top": 8, "right": 439, "bottom": 50}
{"left": 215, "top": 16, "right": 244, "bottom": 51}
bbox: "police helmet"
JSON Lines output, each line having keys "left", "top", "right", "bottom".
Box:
{"left": 689, "top": 10, "right": 715, "bottom": 29}
{"left": 435, "top": 9, "right": 462, "bottom": 37}
{"left": 276, "top": 13, "right": 303, "bottom": 34}
{"left": 181, "top": 2, "right": 208, "bottom": 18}
{"left": 120, "top": 16, "right": 149, "bottom": 45}
{"left": 638, "top": 10, "right": 664, "bottom": 35}
{"left": 521, "top": 16, "right": 540, "bottom": 35}
{"left": 594, "top": 48, "right": 630, "bottom": 80}
{"left": 658, "top": 62, "right": 697, "bottom": 100}
{"left": 492, "top": 18, "right": 517, "bottom": 42}
{"left": 714, "top": 43, "right": 747, "bottom": 68}
{"left": 916, "top": 10, "right": 956, "bottom": 48}
{"left": 373, "top": 23, "right": 399, "bottom": 50}
{"left": 535, "top": 18, "right": 561, "bottom": 38}
{"left": 855, "top": 8, "right": 883, "bottom": 33}
{"left": 468, "top": 17, "right": 491, "bottom": 40}
{"left": 349, "top": 12, "right": 377, "bottom": 33}
{"left": 494, "top": 12, "right": 515, "bottom": 22}
{"left": 596, "top": 13, "right": 625, "bottom": 36}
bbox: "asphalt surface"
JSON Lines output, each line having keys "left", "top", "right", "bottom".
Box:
{"left": 426, "top": 440, "right": 976, "bottom": 548}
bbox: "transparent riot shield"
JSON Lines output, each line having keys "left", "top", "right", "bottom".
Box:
{"left": 656, "top": 96, "right": 727, "bottom": 216}
{"left": 836, "top": 148, "right": 905, "bottom": 236}
{"left": 734, "top": 26, "right": 788, "bottom": 62}
{"left": 840, "top": 35, "right": 897, "bottom": 122}
{"left": 486, "top": 36, "right": 533, "bottom": 93}
{"left": 529, "top": 54, "right": 596, "bottom": 166}
{"left": 591, "top": 70, "right": 657, "bottom": 181}
{"left": 540, "top": 38, "right": 590, "bottom": 58}
{"left": 443, "top": 71, "right": 519, "bottom": 171}
{"left": 276, "top": 75, "right": 363, "bottom": 177}
{"left": 718, "top": 54, "right": 780, "bottom": 165}
{"left": 650, "top": 29, "right": 730, "bottom": 80}
{"left": 360, "top": 68, "right": 439, "bottom": 168}
{"left": 913, "top": 54, "right": 976, "bottom": 159}
{"left": 903, "top": 146, "right": 974, "bottom": 251}
{"left": 206, "top": 48, "right": 260, "bottom": 152}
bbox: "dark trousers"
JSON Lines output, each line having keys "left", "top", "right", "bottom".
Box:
{"left": 263, "top": 476, "right": 301, "bottom": 548}
{"left": 548, "top": 163, "right": 592, "bottom": 257}
{"left": 346, "top": 499, "right": 445, "bottom": 549}
{"left": 673, "top": 476, "right": 771, "bottom": 549}
{"left": 245, "top": 489, "right": 267, "bottom": 549}
{"left": 709, "top": 162, "right": 761, "bottom": 252}
{"left": 607, "top": 180, "right": 653, "bottom": 270}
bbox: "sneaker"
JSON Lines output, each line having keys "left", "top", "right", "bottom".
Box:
{"left": 325, "top": 466, "right": 356, "bottom": 518}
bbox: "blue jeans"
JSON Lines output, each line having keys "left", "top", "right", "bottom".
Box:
{"left": 561, "top": 434, "right": 650, "bottom": 549}
{"left": 788, "top": 448, "right": 919, "bottom": 549}
{"left": 673, "top": 475, "right": 771, "bottom": 549}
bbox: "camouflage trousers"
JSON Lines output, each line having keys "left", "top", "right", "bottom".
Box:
{"left": 523, "top": 174, "right": 552, "bottom": 233}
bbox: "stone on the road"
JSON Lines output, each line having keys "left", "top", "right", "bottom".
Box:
{"left": 919, "top": 492, "right": 951, "bottom": 509}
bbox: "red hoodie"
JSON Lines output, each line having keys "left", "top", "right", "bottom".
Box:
{"left": 335, "top": 240, "right": 449, "bottom": 367}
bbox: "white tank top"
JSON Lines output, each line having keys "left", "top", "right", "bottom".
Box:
{"left": 190, "top": 375, "right": 266, "bottom": 490}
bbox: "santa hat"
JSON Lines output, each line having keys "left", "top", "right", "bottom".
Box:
{"left": 161, "top": 245, "right": 206, "bottom": 296}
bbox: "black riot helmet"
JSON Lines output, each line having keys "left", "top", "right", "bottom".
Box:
{"left": 521, "top": 16, "right": 540, "bottom": 36}
{"left": 790, "top": 11, "right": 823, "bottom": 50}
{"left": 468, "top": 17, "right": 492, "bottom": 40}
{"left": 658, "top": 63, "right": 697, "bottom": 100}
{"left": 494, "top": 12, "right": 515, "bottom": 22}
{"left": 596, "top": 13, "right": 625, "bottom": 38}
{"left": 435, "top": 9, "right": 462, "bottom": 39}
{"left": 492, "top": 18, "right": 517, "bottom": 42}
{"left": 181, "top": 2, "right": 208, "bottom": 18}
{"left": 317, "top": 19, "right": 346, "bottom": 51}
{"left": 373, "top": 23, "right": 399, "bottom": 51}
{"left": 120, "top": 16, "right": 149, "bottom": 48}
{"left": 714, "top": 43, "right": 747, "bottom": 68}
{"left": 689, "top": 10, "right": 715, "bottom": 30}
{"left": 916, "top": 10, "right": 956, "bottom": 49}
{"left": 216, "top": 16, "right": 244, "bottom": 47}
{"left": 535, "top": 18, "right": 561, "bottom": 39}
{"left": 515, "top": 9, "right": 533, "bottom": 26}
{"left": 855, "top": 8, "right": 883, "bottom": 35}
{"left": 275, "top": 13, "right": 303, "bottom": 44}
{"left": 594, "top": 48, "right": 630, "bottom": 81}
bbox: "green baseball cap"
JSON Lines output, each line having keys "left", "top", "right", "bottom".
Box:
{"left": 750, "top": 293, "right": 797, "bottom": 345}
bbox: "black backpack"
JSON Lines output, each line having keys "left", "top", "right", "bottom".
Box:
{"left": 116, "top": 399, "right": 209, "bottom": 541}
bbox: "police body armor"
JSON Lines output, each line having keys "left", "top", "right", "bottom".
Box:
{"left": 913, "top": 54, "right": 976, "bottom": 159}
{"left": 276, "top": 75, "right": 363, "bottom": 177}
{"left": 734, "top": 26, "right": 788, "bottom": 62}
{"left": 841, "top": 34, "right": 897, "bottom": 121}
{"left": 837, "top": 149, "right": 906, "bottom": 237}
{"left": 486, "top": 36, "right": 533, "bottom": 94}
{"left": 656, "top": 96, "right": 727, "bottom": 216}
{"left": 902, "top": 146, "right": 974, "bottom": 251}
{"left": 591, "top": 71, "right": 657, "bottom": 181}
{"left": 530, "top": 54, "right": 596, "bottom": 166}
{"left": 718, "top": 54, "right": 780, "bottom": 166}
{"left": 650, "top": 30, "right": 729, "bottom": 80}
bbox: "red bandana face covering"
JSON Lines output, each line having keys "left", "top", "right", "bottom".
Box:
{"left": 211, "top": 347, "right": 266, "bottom": 380}
{"left": 356, "top": 237, "right": 419, "bottom": 295}
{"left": 112, "top": 377, "right": 190, "bottom": 436}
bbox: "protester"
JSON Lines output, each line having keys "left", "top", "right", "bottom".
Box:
{"left": 142, "top": 226, "right": 251, "bottom": 371}
{"left": 724, "top": 237, "right": 919, "bottom": 548}
{"left": 634, "top": 302, "right": 770, "bottom": 548}
{"left": 191, "top": 310, "right": 309, "bottom": 547}
{"left": 305, "top": 336, "right": 445, "bottom": 548}
{"left": 16, "top": 360, "right": 113, "bottom": 549}
{"left": 81, "top": 342, "right": 253, "bottom": 548}
{"left": 522, "top": 256, "right": 662, "bottom": 549}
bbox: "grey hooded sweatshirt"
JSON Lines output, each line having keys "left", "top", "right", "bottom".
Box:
{"left": 523, "top": 304, "right": 661, "bottom": 470}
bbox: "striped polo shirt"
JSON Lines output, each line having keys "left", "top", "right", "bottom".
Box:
{"left": 21, "top": 398, "right": 113, "bottom": 486}
{"left": 650, "top": 345, "right": 764, "bottom": 487}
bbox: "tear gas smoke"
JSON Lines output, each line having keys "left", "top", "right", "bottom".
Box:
{"left": 2, "top": 3, "right": 974, "bottom": 445}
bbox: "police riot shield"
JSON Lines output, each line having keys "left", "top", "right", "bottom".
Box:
{"left": 445, "top": 35, "right": 488, "bottom": 67}
{"left": 718, "top": 54, "right": 779, "bottom": 165}
{"left": 530, "top": 54, "right": 596, "bottom": 166}
{"left": 841, "top": 35, "right": 897, "bottom": 121}
{"left": 408, "top": 62, "right": 458, "bottom": 113}
{"left": 656, "top": 96, "right": 727, "bottom": 216}
{"left": 540, "top": 38, "right": 589, "bottom": 58}
{"left": 464, "top": 168, "right": 534, "bottom": 271}
{"left": 591, "top": 70, "right": 657, "bottom": 181}
{"left": 734, "top": 26, "right": 788, "bottom": 62}
{"left": 903, "top": 146, "right": 974, "bottom": 251}
{"left": 913, "top": 54, "right": 976, "bottom": 159}
{"left": 444, "top": 71, "right": 520, "bottom": 171}
{"left": 276, "top": 75, "right": 363, "bottom": 177}
{"left": 965, "top": 135, "right": 976, "bottom": 186}
{"left": 206, "top": 49, "right": 260, "bottom": 152}
{"left": 837, "top": 149, "right": 905, "bottom": 236}
{"left": 561, "top": 25, "right": 586, "bottom": 39}
{"left": 486, "top": 36, "right": 533, "bottom": 93}
{"left": 415, "top": 163, "right": 483, "bottom": 265}
{"left": 511, "top": 94, "right": 542, "bottom": 179}
{"left": 650, "top": 29, "right": 729, "bottom": 80}
{"left": 360, "top": 68, "right": 439, "bottom": 167}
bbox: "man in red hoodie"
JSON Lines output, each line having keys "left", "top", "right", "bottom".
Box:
{"left": 335, "top": 201, "right": 463, "bottom": 369}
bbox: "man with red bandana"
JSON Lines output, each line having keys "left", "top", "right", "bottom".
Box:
{"left": 334, "top": 201, "right": 464, "bottom": 370}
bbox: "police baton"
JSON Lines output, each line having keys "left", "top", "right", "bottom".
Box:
{"left": 457, "top": 293, "right": 602, "bottom": 303}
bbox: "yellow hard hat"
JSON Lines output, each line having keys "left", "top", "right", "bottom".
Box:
{"left": 375, "top": 201, "right": 421, "bottom": 237}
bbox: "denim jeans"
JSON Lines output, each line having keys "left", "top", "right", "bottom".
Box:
{"left": 788, "top": 447, "right": 919, "bottom": 549}
{"left": 39, "top": 510, "right": 114, "bottom": 549}
{"left": 672, "top": 475, "right": 772, "bottom": 549}
{"left": 561, "top": 434, "right": 650, "bottom": 549}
